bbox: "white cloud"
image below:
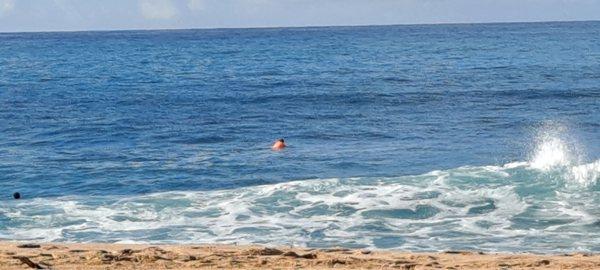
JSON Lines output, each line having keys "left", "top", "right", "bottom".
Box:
{"left": 139, "top": 0, "right": 177, "bottom": 19}
{"left": 0, "top": 0, "right": 15, "bottom": 16}
{"left": 187, "top": 0, "right": 205, "bottom": 11}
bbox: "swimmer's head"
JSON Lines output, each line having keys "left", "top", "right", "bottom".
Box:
{"left": 272, "top": 138, "right": 286, "bottom": 150}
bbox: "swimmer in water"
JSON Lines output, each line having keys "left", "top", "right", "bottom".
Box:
{"left": 272, "top": 138, "right": 286, "bottom": 150}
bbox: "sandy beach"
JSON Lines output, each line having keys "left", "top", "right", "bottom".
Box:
{"left": 0, "top": 242, "right": 598, "bottom": 269}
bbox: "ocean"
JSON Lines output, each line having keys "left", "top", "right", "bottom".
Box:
{"left": 0, "top": 21, "right": 599, "bottom": 253}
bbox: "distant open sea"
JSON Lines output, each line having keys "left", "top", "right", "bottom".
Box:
{"left": 1, "top": 21, "right": 599, "bottom": 252}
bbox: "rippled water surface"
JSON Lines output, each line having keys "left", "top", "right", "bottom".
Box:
{"left": 1, "top": 22, "right": 599, "bottom": 252}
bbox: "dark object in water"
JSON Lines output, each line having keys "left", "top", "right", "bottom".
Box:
{"left": 13, "top": 192, "right": 21, "bottom": 199}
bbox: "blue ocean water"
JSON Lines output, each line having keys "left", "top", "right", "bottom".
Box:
{"left": 0, "top": 21, "right": 599, "bottom": 252}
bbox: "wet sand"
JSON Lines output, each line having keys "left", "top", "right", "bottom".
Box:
{"left": 1, "top": 242, "right": 599, "bottom": 269}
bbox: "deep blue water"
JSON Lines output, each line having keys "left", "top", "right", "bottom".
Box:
{"left": 0, "top": 21, "right": 599, "bottom": 252}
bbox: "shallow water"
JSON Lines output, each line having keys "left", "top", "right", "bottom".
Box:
{"left": 0, "top": 21, "right": 599, "bottom": 252}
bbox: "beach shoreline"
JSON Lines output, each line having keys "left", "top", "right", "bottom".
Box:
{"left": 1, "top": 241, "right": 598, "bottom": 269}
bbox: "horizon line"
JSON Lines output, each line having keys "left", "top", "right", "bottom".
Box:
{"left": 1, "top": 19, "right": 599, "bottom": 35}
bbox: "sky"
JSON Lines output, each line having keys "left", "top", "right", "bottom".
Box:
{"left": 1, "top": 0, "right": 600, "bottom": 32}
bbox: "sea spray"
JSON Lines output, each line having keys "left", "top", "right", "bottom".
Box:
{"left": 528, "top": 122, "right": 599, "bottom": 186}
{"left": 530, "top": 136, "right": 572, "bottom": 170}
{"left": 530, "top": 122, "right": 577, "bottom": 170}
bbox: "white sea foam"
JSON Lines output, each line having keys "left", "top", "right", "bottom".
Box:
{"left": 570, "top": 160, "right": 600, "bottom": 186}
{"left": 2, "top": 160, "right": 598, "bottom": 252}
